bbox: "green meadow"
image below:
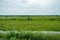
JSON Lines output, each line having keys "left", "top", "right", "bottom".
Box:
{"left": 0, "top": 15, "right": 60, "bottom": 31}
{"left": 0, "top": 15, "right": 60, "bottom": 40}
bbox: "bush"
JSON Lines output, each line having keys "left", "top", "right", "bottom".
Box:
{"left": 27, "top": 17, "right": 32, "bottom": 20}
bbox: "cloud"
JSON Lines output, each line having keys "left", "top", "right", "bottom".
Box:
{"left": 0, "top": 0, "right": 60, "bottom": 15}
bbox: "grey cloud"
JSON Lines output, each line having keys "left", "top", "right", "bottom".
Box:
{"left": 0, "top": 0, "right": 60, "bottom": 15}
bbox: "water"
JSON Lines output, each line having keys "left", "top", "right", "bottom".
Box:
{"left": 0, "top": 31, "right": 60, "bottom": 34}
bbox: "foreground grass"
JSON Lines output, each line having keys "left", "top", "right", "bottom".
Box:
{"left": 0, "top": 15, "right": 60, "bottom": 31}
{"left": 0, "top": 31, "right": 60, "bottom": 40}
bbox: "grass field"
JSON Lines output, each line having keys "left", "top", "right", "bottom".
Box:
{"left": 0, "top": 15, "right": 60, "bottom": 40}
{"left": 0, "top": 15, "right": 60, "bottom": 31}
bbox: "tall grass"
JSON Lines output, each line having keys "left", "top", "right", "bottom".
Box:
{"left": 0, "top": 31, "right": 60, "bottom": 40}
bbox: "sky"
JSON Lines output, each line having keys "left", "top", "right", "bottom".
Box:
{"left": 0, "top": 0, "right": 60, "bottom": 15}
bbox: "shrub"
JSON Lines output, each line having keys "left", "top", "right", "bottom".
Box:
{"left": 27, "top": 17, "right": 32, "bottom": 20}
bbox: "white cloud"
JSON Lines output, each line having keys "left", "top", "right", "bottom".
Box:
{"left": 0, "top": 0, "right": 60, "bottom": 15}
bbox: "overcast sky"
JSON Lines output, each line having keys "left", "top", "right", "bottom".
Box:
{"left": 0, "top": 0, "right": 60, "bottom": 15}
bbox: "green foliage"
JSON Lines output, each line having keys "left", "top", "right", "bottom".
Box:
{"left": 0, "top": 33, "right": 5, "bottom": 38}
{"left": 0, "top": 31, "right": 60, "bottom": 40}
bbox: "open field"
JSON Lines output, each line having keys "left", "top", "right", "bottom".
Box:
{"left": 0, "top": 15, "right": 60, "bottom": 40}
{"left": 0, "top": 15, "right": 60, "bottom": 31}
